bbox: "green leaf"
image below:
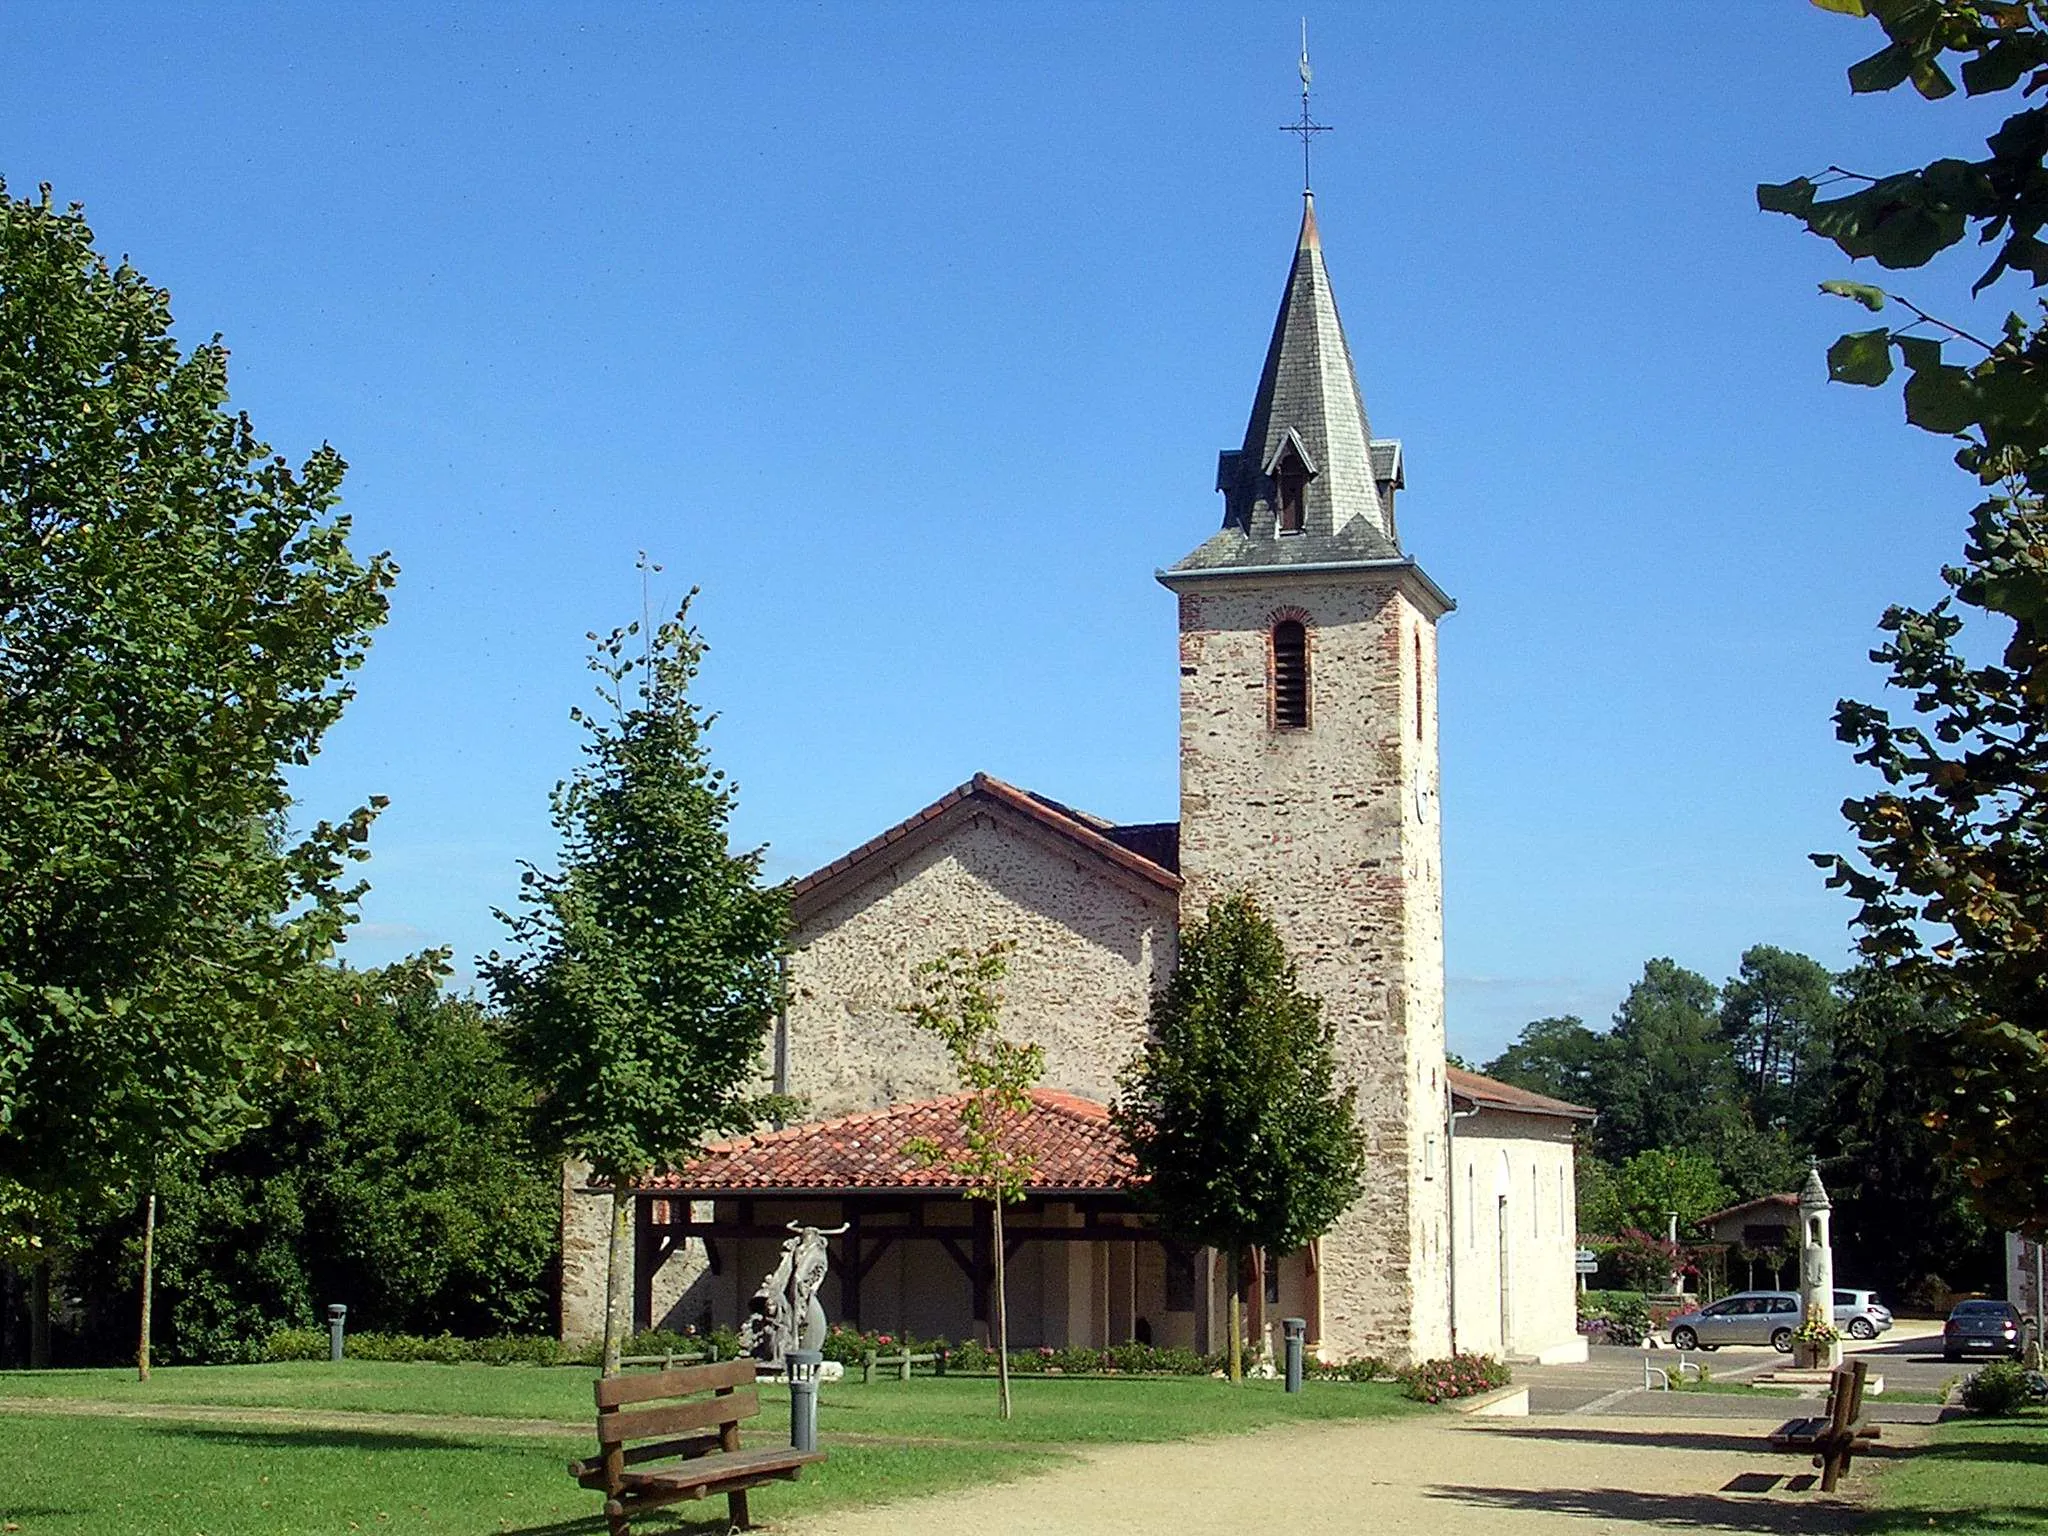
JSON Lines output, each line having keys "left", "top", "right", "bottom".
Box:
{"left": 1828, "top": 328, "right": 1896, "bottom": 386}
{"left": 1895, "top": 334, "right": 1945, "bottom": 373}
{"left": 1849, "top": 42, "right": 1914, "bottom": 94}
{"left": 1903, "top": 363, "right": 1978, "bottom": 433}
{"left": 1809, "top": 0, "right": 1867, "bottom": 13}
{"left": 1961, "top": 39, "right": 2048, "bottom": 96}
{"left": 1821, "top": 279, "right": 1889, "bottom": 311}
{"left": 1757, "top": 177, "right": 1819, "bottom": 216}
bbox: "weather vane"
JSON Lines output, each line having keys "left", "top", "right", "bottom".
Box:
{"left": 1280, "top": 18, "right": 1331, "bottom": 194}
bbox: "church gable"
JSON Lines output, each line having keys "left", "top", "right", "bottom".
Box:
{"left": 782, "top": 774, "right": 1178, "bottom": 1118}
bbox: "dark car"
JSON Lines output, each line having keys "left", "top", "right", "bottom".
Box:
{"left": 1943, "top": 1299, "right": 2027, "bottom": 1361}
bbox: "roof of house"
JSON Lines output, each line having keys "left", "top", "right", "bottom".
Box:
{"left": 789, "top": 771, "right": 1180, "bottom": 923}
{"left": 1699, "top": 1192, "right": 1800, "bottom": 1226}
{"left": 632, "top": 1090, "right": 1135, "bottom": 1197}
{"left": 1448, "top": 1066, "right": 1596, "bottom": 1122}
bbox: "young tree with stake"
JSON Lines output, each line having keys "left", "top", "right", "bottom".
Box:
{"left": 485, "top": 589, "right": 787, "bottom": 1375}
{"left": 902, "top": 942, "right": 1042, "bottom": 1421}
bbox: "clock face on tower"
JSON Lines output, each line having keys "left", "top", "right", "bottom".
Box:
{"left": 1413, "top": 770, "right": 1436, "bottom": 825}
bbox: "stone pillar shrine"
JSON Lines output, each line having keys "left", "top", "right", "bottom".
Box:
{"left": 1797, "top": 1162, "right": 1841, "bottom": 1368}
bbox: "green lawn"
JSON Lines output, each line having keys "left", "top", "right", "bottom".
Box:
{"left": 1867, "top": 1412, "right": 2048, "bottom": 1536}
{"left": 0, "top": 1365, "right": 1417, "bottom": 1534}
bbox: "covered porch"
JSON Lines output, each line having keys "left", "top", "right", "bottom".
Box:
{"left": 621, "top": 1091, "right": 1321, "bottom": 1352}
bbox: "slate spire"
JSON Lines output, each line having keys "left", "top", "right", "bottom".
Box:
{"left": 1167, "top": 193, "right": 1418, "bottom": 581}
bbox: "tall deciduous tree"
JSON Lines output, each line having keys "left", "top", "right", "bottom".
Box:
{"left": 484, "top": 592, "right": 787, "bottom": 1374}
{"left": 1761, "top": 0, "right": 2048, "bottom": 1236}
{"left": 901, "top": 942, "right": 1041, "bottom": 1421}
{"left": 1114, "top": 893, "right": 1366, "bottom": 1384}
{"left": 0, "top": 183, "right": 394, "bottom": 1358}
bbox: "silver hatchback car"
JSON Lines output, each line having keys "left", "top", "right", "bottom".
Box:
{"left": 1666, "top": 1290, "right": 1802, "bottom": 1352}
{"left": 1834, "top": 1288, "right": 1893, "bottom": 1340}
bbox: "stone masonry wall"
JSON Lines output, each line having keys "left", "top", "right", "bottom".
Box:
{"left": 1173, "top": 571, "right": 1451, "bottom": 1364}
{"left": 784, "top": 806, "right": 1178, "bottom": 1115}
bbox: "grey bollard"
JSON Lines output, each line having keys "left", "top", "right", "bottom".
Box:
{"left": 327, "top": 1303, "right": 348, "bottom": 1363}
{"left": 786, "top": 1349, "right": 823, "bottom": 1453}
{"left": 1282, "top": 1317, "right": 1307, "bottom": 1393}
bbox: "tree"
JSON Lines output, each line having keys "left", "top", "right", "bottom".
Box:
{"left": 1801, "top": 966, "right": 2000, "bottom": 1301}
{"left": 66, "top": 955, "right": 559, "bottom": 1364}
{"left": 1761, "top": 0, "right": 2048, "bottom": 1236}
{"left": 1114, "top": 893, "right": 1366, "bottom": 1383}
{"left": 484, "top": 592, "right": 787, "bottom": 1374}
{"left": 1580, "top": 1148, "right": 1731, "bottom": 1241}
{"left": 0, "top": 183, "right": 393, "bottom": 1360}
{"left": 1481, "top": 1016, "right": 1606, "bottom": 1106}
{"left": 1593, "top": 960, "right": 1741, "bottom": 1163}
{"left": 1719, "top": 946, "right": 1838, "bottom": 1129}
{"left": 901, "top": 943, "right": 1042, "bottom": 1421}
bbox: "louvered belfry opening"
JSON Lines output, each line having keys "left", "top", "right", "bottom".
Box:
{"left": 1272, "top": 619, "right": 1309, "bottom": 729}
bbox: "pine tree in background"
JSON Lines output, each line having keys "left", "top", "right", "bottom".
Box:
{"left": 484, "top": 589, "right": 787, "bottom": 1375}
{"left": 1115, "top": 892, "right": 1365, "bottom": 1383}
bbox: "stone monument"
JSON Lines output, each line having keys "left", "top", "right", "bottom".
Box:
{"left": 1796, "top": 1162, "right": 1841, "bottom": 1369}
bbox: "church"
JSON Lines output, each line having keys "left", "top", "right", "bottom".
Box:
{"left": 561, "top": 190, "right": 1592, "bottom": 1368}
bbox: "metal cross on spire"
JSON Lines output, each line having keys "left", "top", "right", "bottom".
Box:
{"left": 1280, "top": 18, "right": 1331, "bottom": 193}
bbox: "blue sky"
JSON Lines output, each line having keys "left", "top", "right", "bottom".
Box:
{"left": 0, "top": 4, "right": 2016, "bottom": 1061}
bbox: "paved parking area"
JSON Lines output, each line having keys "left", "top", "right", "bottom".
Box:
{"left": 1519, "top": 1323, "right": 1957, "bottom": 1421}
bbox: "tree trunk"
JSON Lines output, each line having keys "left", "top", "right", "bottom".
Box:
{"left": 603, "top": 1187, "right": 632, "bottom": 1377}
{"left": 137, "top": 1190, "right": 157, "bottom": 1381}
{"left": 29, "top": 1258, "right": 51, "bottom": 1370}
{"left": 1226, "top": 1247, "right": 1243, "bottom": 1385}
{"left": 992, "top": 1199, "right": 1012, "bottom": 1420}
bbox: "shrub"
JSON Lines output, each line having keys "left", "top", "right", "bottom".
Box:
{"left": 1960, "top": 1360, "right": 2036, "bottom": 1416}
{"left": 1306, "top": 1354, "right": 1389, "bottom": 1382}
{"left": 1400, "top": 1353, "right": 1510, "bottom": 1403}
{"left": 1577, "top": 1291, "right": 1650, "bottom": 1347}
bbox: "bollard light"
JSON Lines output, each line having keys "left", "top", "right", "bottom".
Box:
{"left": 785, "top": 1349, "right": 823, "bottom": 1453}
{"left": 1281, "top": 1317, "right": 1307, "bottom": 1394}
{"left": 327, "top": 1303, "right": 348, "bottom": 1363}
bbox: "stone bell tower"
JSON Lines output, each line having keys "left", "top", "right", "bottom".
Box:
{"left": 1159, "top": 192, "right": 1453, "bottom": 1362}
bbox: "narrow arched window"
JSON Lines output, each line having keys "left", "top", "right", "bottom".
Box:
{"left": 1274, "top": 445, "right": 1308, "bottom": 534}
{"left": 1272, "top": 619, "right": 1308, "bottom": 729}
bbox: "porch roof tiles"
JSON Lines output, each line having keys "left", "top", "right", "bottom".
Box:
{"left": 633, "top": 1089, "right": 1136, "bottom": 1197}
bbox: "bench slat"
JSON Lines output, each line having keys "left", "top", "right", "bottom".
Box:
{"left": 599, "top": 1387, "right": 759, "bottom": 1446}
{"left": 595, "top": 1357, "right": 756, "bottom": 1409}
{"left": 619, "top": 1446, "right": 826, "bottom": 1496}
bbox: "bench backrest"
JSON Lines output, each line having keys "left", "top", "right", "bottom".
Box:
{"left": 594, "top": 1358, "right": 760, "bottom": 1458}
{"left": 1827, "top": 1359, "right": 1868, "bottom": 1435}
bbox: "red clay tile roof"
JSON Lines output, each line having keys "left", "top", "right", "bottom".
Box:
{"left": 633, "top": 1089, "right": 1136, "bottom": 1196}
{"left": 1448, "top": 1066, "right": 1595, "bottom": 1122}
{"left": 789, "top": 772, "right": 1180, "bottom": 922}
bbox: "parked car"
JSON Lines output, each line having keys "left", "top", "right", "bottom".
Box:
{"left": 1666, "top": 1291, "right": 1802, "bottom": 1352}
{"left": 1943, "top": 1299, "right": 2028, "bottom": 1361}
{"left": 1833, "top": 1289, "right": 1893, "bottom": 1341}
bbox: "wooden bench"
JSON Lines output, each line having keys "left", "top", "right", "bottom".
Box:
{"left": 862, "top": 1348, "right": 945, "bottom": 1383}
{"left": 1768, "top": 1358, "right": 1879, "bottom": 1492}
{"left": 568, "top": 1358, "right": 825, "bottom": 1533}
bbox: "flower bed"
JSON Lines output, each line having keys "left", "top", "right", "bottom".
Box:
{"left": 1399, "top": 1353, "right": 1511, "bottom": 1403}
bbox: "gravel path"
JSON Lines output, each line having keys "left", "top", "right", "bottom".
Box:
{"left": 794, "top": 1411, "right": 1924, "bottom": 1536}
